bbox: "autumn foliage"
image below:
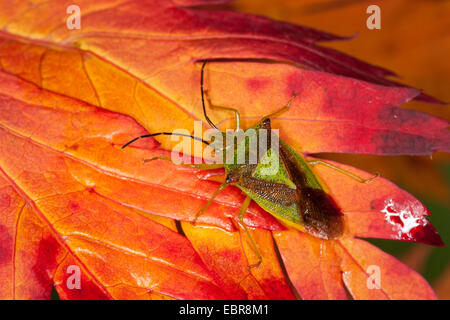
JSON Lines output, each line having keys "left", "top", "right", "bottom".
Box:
{"left": 0, "top": 0, "right": 448, "bottom": 300}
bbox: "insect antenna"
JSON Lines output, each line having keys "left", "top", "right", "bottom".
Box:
{"left": 200, "top": 60, "right": 220, "bottom": 131}
{"left": 121, "top": 132, "right": 210, "bottom": 149}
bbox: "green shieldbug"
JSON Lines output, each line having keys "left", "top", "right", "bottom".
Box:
{"left": 122, "top": 61, "right": 378, "bottom": 267}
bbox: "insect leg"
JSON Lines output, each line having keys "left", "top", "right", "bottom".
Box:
{"left": 204, "top": 90, "right": 241, "bottom": 130}
{"left": 142, "top": 155, "right": 224, "bottom": 169}
{"left": 260, "top": 92, "right": 298, "bottom": 122}
{"left": 307, "top": 160, "right": 379, "bottom": 184}
{"left": 193, "top": 182, "right": 229, "bottom": 224}
{"left": 239, "top": 196, "right": 262, "bottom": 270}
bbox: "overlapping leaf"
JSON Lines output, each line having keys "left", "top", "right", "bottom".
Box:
{"left": 0, "top": 70, "right": 441, "bottom": 299}
{"left": 232, "top": 0, "right": 450, "bottom": 202}
{"left": 0, "top": 0, "right": 448, "bottom": 155}
{"left": 0, "top": 0, "right": 447, "bottom": 300}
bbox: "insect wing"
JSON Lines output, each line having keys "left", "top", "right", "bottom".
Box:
{"left": 279, "top": 140, "right": 344, "bottom": 239}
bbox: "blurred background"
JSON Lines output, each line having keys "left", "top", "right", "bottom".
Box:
{"left": 225, "top": 0, "right": 450, "bottom": 299}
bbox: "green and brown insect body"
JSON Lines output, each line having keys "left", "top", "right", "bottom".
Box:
{"left": 220, "top": 117, "right": 344, "bottom": 240}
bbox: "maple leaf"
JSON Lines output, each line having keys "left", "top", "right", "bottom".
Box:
{"left": 233, "top": 0, "right": 450, "bottom": 201}
{"left": 0, "top": 0, "right": 448, "bottom": 300}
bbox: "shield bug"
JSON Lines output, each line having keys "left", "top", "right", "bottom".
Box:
{"left": 122, "top": 61, "right": 378, "bottom": 267}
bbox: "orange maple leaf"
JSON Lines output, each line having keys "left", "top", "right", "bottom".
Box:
{"left": 0, "top": 0, "right": 447, "bottom": 300}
